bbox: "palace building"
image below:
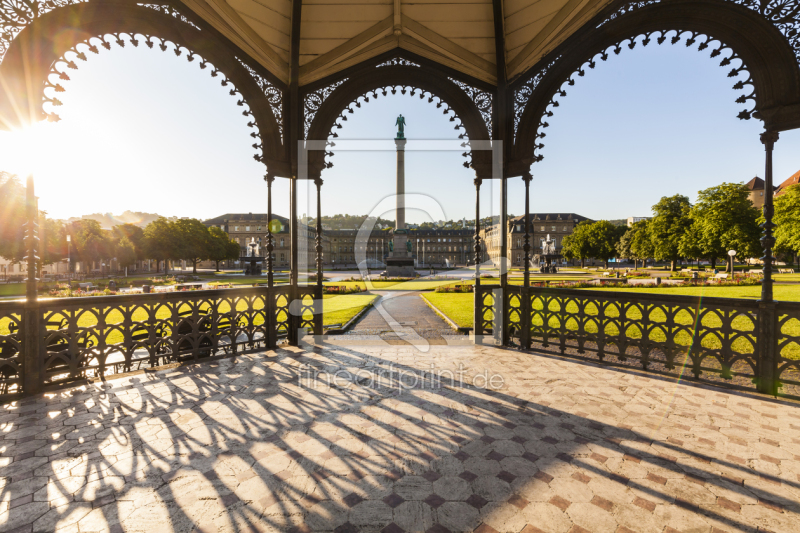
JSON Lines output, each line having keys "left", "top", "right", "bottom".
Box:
{"left": 481, "top": 213, "right": 592, "bottom": 267}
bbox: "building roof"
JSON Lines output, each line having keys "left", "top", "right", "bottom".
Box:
{"left": 745, "top": 176, "right": 766, "bottom": 191}
{"left": 203, "top": 213, "right": 290, "bottom": 225}
{"left": 776, "top": 169, "right": 800, "bottom": 196}
{"left": 510, "top": 213, "right": 591, "bottom": 224}
{"left": 180, "top": 0, "right": 612, "bottom": 86}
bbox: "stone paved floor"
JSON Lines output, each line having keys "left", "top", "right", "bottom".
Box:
{"left": 1, "top": 343, "right": 800, "bottom": 533}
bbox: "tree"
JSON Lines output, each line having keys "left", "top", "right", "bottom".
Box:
{"left": 689, "top": 183, "right": 761, "bottom": 271}
{"left": 207, "top": 226, "right": 240, "bottom": 271}
{"left": 0, "top": 172, "right": 26, "bottom": 265}
{"left": 562, "top": 221, "right": 594, "bottom": 268}
{"left": 174, "top": 218, "right": 212, "bottom": 274}
{"left": 143, "top": 218, "right": 179, "bottom": 274}
{"left": 649, "top": 195, "right": 692, "bottom": 271}
{"left": 630, "top": 220, "right": 654, "bottom": 269}
{"left": 115, "top": 237, "right": 138, "bottom": 272}
{"left": 70, "top": 219, "right": 113, "bottom": 272}
{"left": 112, "top": 224, "right": 145, "bottom": 259}
{"left": 772, "top": 184, "right": 800, "bottom": 268}
{"left": 587, "top": 220, "right": 624, "bottom": 269}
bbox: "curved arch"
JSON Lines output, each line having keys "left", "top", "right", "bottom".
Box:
{"left": 303, "top": 63, "right": 493, "bottom": 181}
{"left": 0, "top": 1, "right": 288, "bottom": 175}
{"left": 511, "top": 0, "right": 800, "bottom": 176}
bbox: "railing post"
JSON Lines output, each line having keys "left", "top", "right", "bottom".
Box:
{"left": 473, "top": 177, "right": 482, "bottom": 340}
{"left": 288, "top": 176, "right": 299, "bottom": 346}
{"left": 521, "top": 172, "right": 533, "bottom": 350}
{"left": 757, "top": 131, "right": 779, "bottom": 395}
{"left": 22, "top": 176, "right": 42, "bottom": 395}
{"left": 265, "top": 174, "right": 275, "bottom": 289}
{"left": 314, "top": 177, "right": 324, "bottom": 337}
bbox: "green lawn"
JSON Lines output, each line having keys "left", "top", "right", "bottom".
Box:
{"left": 321, "top": 294, "right": 378, "bottom": 327}
{"left": 0, "top": 284, "right": 24, "bottom": 297}
{"left": 422, "top": 293, "right": 474, "bottom": 328}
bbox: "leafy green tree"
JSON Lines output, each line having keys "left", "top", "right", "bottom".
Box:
{"left": 772, "top": 184, "right": 800, "bottom": 268}
{"left": 616, "top": 227, "right": 634, "bottom": 265}
{"left": 587, "top": 220, "right": 625, "bottom": 268}
{"left": 630, "top": 220, "right": 654, "bottom": 269}
{"left": 70, "top": 219, "right": 113, "bottom": 271}
{"left": 562, "top": 221, "right": 594, "bottom": 268}
{"left": 0, "top": 172, "right": 26, "bottom": 265}
{"left": 143, "top": 218, "right": 178, "bottom": 274}
{"left": 649, "top": 195, "right": 692, "bottom": 271}
{"left": 690, "top": 183, "right": 761, "bottom": 271}
{"left": 115, "top": 237, "right": 138, "bottom": 271}
{"left": 112, "top": 224, "right": 145, "bottom": 259}
{"left": 174, "top": 219, "right": 211, "bottom": 274}
{"left": 207, "top": 226, "right": 240, "bottom": 271}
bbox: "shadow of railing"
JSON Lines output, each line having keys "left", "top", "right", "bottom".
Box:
{"left": 1, "top": 343, "right": 798, "bottom": 532}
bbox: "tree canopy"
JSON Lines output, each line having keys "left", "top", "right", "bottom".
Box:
{"left": 649, "top": 195, "right": 692, "bottom": 271}
{"left": 772, "top": 184, "right": 800, "bottom": 266}
{"left": 687, "top": 183, "right": 761, "bottom": 269}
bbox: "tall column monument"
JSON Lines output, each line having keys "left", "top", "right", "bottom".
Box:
{"left": 385, "top": 114, "right": 416, "bottom": 277}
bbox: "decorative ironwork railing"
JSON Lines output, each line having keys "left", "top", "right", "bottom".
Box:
{"left": 0, "top": 286, "right": 301, "bottom": 397}
{"left": 480, "top": 285, "right": 799, "bottom": 397}
{"left": 0, "top": 302, "right": 23, "bottom": 395}
{"left": 777, "top": 301, "right": 800, "bottom": 390}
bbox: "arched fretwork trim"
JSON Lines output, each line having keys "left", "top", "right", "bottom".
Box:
{"left": 0, "top": 1, "right": 289, "bottom": 175}
{"left": 303, "top": 66, "right": 493, "bottom": 181}
{"left": 302, "top": 52, "right": 494, "bottom": 181}
{"left": 509, "top": 0, "right": 800, "bottom": 177}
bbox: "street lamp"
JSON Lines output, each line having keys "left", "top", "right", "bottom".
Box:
{"left": 66, "top": 234, "right": 72, "bottom": 277}
{"left": 728, "top": 249, "right": 737, "bottom": 276}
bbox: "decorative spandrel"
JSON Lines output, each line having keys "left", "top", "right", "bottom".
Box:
{"left": 237, "top": 57, "right": 284, "bottom": 139}
{"left": 138, "top": 4, "right": 201, "bottom": 31}
{"left": 599, "top": 0, "right": 800, "bottom": 64}
{"left": 377, "top": 57, "right": 421, "bottom": 68}
{"left": 513, "top": 58, "right": 559, "bottom": 142}
{"left": 304, "top": 79, "right": 347, "bottom": 138}
{"left": 448, "top": 78, "right": 492, "bottom": 136}
{"left": 0, "top": 0, "right": 86, "bottom": 64}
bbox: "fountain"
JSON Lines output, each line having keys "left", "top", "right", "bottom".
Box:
{"left": 534, "top": 234, "right": 561, "bottom": 274}
{"left": 239, "top": 237, "right": 265, "bottom": 275}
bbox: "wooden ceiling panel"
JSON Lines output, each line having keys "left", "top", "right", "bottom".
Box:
{"left": 183, "top": 0, "right": 610, "bottom": 87}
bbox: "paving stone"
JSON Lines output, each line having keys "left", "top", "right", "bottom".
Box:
{"left": 0, "top": 345, "right": 798, "bottom": 532}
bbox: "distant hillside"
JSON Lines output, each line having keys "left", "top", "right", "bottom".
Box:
{"left": 66, "top": 211, "right": 172, "bottom": 229}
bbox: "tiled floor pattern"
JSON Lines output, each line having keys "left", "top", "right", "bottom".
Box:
{"left": 1, "top": 343, "right": 799, "bottom": 532}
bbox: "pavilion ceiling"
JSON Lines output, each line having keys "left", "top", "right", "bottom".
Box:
{"left": 179, "top": 0, "right": 614, "bottom": 86}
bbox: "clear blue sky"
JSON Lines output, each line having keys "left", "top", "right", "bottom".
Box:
{"left": 1, "top": 40, "right": 798, "bottom": 223}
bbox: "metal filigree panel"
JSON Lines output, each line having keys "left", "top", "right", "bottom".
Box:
{"left": 598, "top": 0, "right": 661, "bottom": 27}
{"left": 449, "top": 78, "right": 492, "bottom": 136}
{"left": 0, "top": 0, "right": 86, "bottom": 64}
{"left": 513, "top": 58, "right": 559, "bottom": 142}
{"left": 777, "top": 301, "right": 800, "bottom": 390}
{"left": 506, "top": 286, "right": 522, "bottom": 345}
{"left": 138, "top": 3, "right": 200, "bottom": 30}
{"left": 377, "top": 58, "right": 421, "bottom": 68}
{"left": 0, "top": 302, "right": 23, "bottom": 396}
{"left": 525, "top": 287, "right": 760, "bottom": 387}
{"left": 600, "top": 0, "right": 800, "bottom": 64}
{"left": 237, "top": 57, "right": 283, "bottom": 139}
{"left": 304, "top": 79, "right": 347, "bottom": 138}
{"left": 476, "top": 286, "right": 495, "bottom": 336}
{"left": 738, "top": 0, "right": 800, "bottom": 63}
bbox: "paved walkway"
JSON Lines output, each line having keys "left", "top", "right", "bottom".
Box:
{"left": 1, "top": 343, "right": 799, "bottom": 533}
{"left": 342, "top": 292, "right": 467, "bottom": 346}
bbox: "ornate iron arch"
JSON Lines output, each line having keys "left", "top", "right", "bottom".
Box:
{"left": 509, "top": 0, "right": 800, "bottom": 177}
{"left": 0, "top": 1, "right": 289, "bottom": 175}
{"left": 302, "top": 59, "right": 494, "bottom": 181}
